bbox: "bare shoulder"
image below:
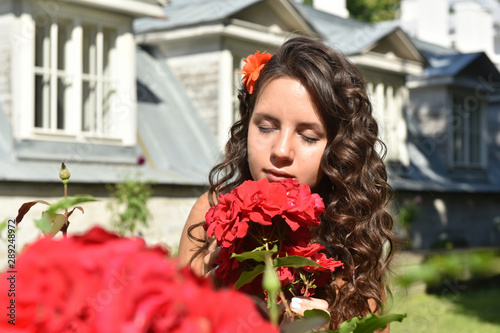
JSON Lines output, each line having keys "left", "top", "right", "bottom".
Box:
{"left": 177, "top": 192, "right": 212, "bottom": 273}
{"left": 186, "top": 192, "right": 212, "bottom": 228}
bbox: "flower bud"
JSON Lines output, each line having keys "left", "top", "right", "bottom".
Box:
{"left": 59, "top": 162, "right": 71, "bottom": 184}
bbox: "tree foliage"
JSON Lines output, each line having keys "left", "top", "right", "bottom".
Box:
{"left": 346, "top": 0, "right": 400, "bottom": 23}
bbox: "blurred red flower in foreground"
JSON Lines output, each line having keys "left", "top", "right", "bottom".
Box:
{"left": 0, "top": 227, "right": 277, "bottom": 333}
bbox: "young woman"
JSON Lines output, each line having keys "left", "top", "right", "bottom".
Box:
{"left": 178, "top": 36, "right": 397, "bottom": 331}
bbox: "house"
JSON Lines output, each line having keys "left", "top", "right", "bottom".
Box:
{"left": 2, "top": 0, "right": 499, "bottom": 251}
{"left": 135, "top": 0, "right": 500, "bottom": 249}
{"left": 0, "top": 0, "right": 220, "bottom": 250}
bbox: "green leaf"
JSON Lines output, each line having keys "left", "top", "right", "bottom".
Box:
{"left": 234, "top": 264, "right": 265, "bottom": 289}
{"left": 281, "top": 317, "right": 332, "bottom": 333}
{"left": 304, "top": 308, "right": 331, "bottom": 323}
{"left": 231, "top": 245, "right": 277, "bottom": 263}
{"left": 333, "top": 313, "right": 406, "bottom": 333}
{"left": 34, "top": 215, "right": 52, "bottom": 233}
{"left": 274, "top": 255, "right": 322, "bottom": 268}
{"left": 46, "top": 195, "right": 95, "bottom": 217}
{"left": 49, "top": 214, "right": 68, "bottom": 236}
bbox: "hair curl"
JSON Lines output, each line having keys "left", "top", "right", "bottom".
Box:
{"left": 195, "top": 36, "right": 398, "bottom": 328}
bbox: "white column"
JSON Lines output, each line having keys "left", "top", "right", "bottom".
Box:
{"left": 396, "top": 87, "right": 410, "bottom": 166}
{"left": 374, "top": 82, "right": 385, "bottom": 140}
{"left": 386, "top": 85, "right": 397, "bottom": 160}
{"left": 50, "top": 19, "right": 58, "bottom": 130}
{"left": 70, "top": 19, "right": 82, "bottom": 137}
{"left": 115, "top": 28, "right": 137, "bottom": 146}
{"left": 13, "top": 13, "right": 36, "bottom": 139}
{"left": 217, "top": 49, "right": 233, "bottom": 149}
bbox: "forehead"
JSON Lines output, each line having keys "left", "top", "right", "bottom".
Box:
{"left": 253, "top": 78, "right": 325, "bottom": 125}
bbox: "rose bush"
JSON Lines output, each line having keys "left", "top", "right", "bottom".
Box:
{"left": 0, "top": 227, "right": 278, "bottom": 333}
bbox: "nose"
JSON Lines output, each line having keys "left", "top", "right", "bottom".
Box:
{"left": 271, "top": 129, "right": 294, "bottom": 164}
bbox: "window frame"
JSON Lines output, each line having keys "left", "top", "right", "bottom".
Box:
{"left": 448, "top": 88, "right": 488, "bottom": 169}
{"left": 15, "top": 0, "right": 136, "bottom": 146}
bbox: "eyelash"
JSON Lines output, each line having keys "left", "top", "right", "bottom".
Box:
{"left": 258, "top": 126, "right": 319, "bottom": 144}
{"left": 258, "top": 126, "right": 275, "bottom": 133}
{"left": 300, "top": 135, "right": 319, "bottom": 144}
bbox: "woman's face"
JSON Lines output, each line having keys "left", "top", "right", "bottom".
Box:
{"left": 247, "top": 77, "right": 327, "bottom": 191}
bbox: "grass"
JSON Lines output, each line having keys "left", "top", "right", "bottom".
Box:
{"left": 388, "top": 251, "right": 500, "bottom": 333}
{"left": 389, "top": 286, "right": 500, "bottom": 333}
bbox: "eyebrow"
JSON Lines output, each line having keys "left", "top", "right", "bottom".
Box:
{"left": 253, "top": 112, "right": 325, "bottom": 132}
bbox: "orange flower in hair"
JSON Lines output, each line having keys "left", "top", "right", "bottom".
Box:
{"left": 237, "top": 51, "right": 273, "bottom": 94}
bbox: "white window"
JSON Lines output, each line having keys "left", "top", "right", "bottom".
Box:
{"left": 34, "top": 16, "right": 118, "bottom": 137}
{"left": 450, "top": 92, "right": 486, "bottom": 168}
{"left": 14, "top": 1, "right": 136, "bottom": 146}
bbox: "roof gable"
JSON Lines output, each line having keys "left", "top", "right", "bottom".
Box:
{"left": 134, "top": 0, "right": 316, "bottom": 36}
{"left": 368, "top": 27, "right": 425, "bottom": 63}
{"left": 296, "top": 4, "right": 424, "bottom": 64}
{"left": 425, "top": 52, "right": 500, "bottom": 82}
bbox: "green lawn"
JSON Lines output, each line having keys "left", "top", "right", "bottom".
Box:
{"left": 388, "top": 251, "right": 500, "bottom": 333}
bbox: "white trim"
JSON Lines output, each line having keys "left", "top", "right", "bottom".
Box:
{"left": 351, "top": 52, "right": 423, "bottom": 76}
{"left": 406, "top": 76, "right": 455, "bottom": 89}
{"left": 270, "top": 0, "right": 316, "bottom": 37}
{"left": 137, "top": 22, "right": 290, "bottom": 48}
{"left": 68, "top": 0, "right": 164, "bottom": 18}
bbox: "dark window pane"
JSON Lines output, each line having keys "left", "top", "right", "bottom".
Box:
{"left": 34, "top": 75, "right": 43, "bottom": 127}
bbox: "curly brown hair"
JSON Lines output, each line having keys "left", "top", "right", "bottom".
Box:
{"left": 195, "top": 36, "right": 397, "bottom": 328}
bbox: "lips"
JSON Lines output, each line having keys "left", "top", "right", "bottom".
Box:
{"left": 264, "top": 169, "right": 295, "bottom": 182}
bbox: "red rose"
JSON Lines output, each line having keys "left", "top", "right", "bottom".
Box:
{"left": 308, "top": 252, "right": 344, "bottom": 272}
{"left": 280, "top": 180, "right": 324, "bottom": 231}
{"left": 203, "top": 179, "right": 338, "bottom": 299}
{"left": 283, "top": 242, "right": 325, "bottom": 258}
{"left": 0, "top": 227, "right": 277, "bottom": 333}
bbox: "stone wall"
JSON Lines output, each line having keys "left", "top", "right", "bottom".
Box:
{"left": 0, "top": 182, "right": 205, "bottom": 265}
{"left": 167, "top": 52, "right": 221, "bottom": 139}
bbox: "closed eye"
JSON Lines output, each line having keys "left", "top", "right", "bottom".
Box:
{"left": 258, "top": 126, "right": 275, "bottom": 133}
{"left": 300, "top": 134, "right": 319, "bottom": 144}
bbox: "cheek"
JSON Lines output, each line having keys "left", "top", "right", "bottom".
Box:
{"left": 246, "top": 131, "right": 261, "bottom": 173}
{"left": 303, "top": 145, "right": 326, "bottom": 185}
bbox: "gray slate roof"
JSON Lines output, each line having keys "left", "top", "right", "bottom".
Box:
{"left": 136, "top": 47, "right": 221, "bottom": 184}
{"left": 134, "top": 0, "right": 260, "bottom": 33}
{"left": 294, "top": 3, "right": 398, "bottom": 55}
{"left": 420, "top": 52, "right": 500, "bottom": 80}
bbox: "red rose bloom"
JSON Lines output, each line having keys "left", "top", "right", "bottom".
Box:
{"left": 0, "top": 227, "right": 278, "bottom": 333}
{"left": 203, "top": 179, "right": 338, "bottom": 297}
